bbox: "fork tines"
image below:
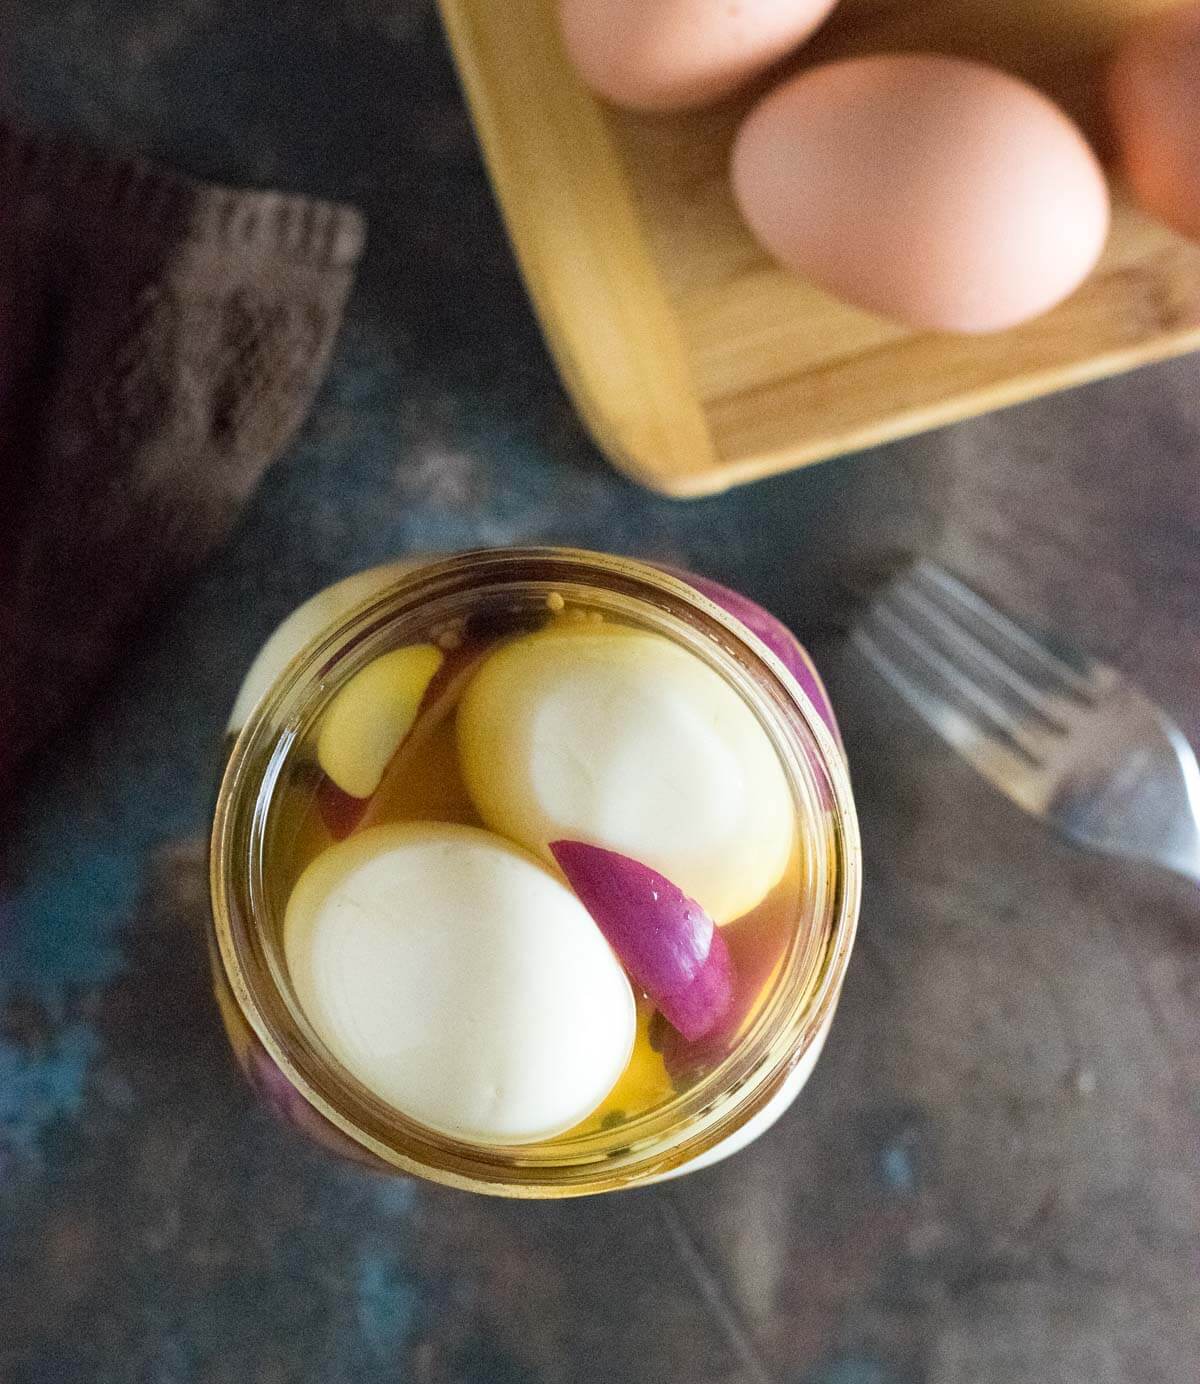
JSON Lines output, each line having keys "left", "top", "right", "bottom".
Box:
{"left": 852, "top": 562, "right": 1105, "bottom": 770}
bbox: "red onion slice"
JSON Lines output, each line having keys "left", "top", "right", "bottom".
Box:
{"left": 653, "top": 898, "right": 789, "bottom": 1083}
{"left": 316, "top": 777, "right": 369, "bottom": 841}
{"left": 550, "top": 841, "right": 734, "bottom": 1041}
{"left": 662, "top": 566, "right": 843, "bottom": 751}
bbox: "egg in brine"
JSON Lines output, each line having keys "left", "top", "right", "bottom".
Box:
{"left": 732, "top": 54, "right": 1112, "bottom": 333}
{"left": 559, "top": 0, "right": 840, "bottom": 112}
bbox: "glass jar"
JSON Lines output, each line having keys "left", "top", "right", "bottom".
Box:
{"left": 209, "top": 548, "right": 861, "bottom": 1197}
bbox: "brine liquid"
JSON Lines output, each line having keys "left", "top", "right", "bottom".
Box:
{"left": 263, "top": 601, "right": 804, "bottom": 1142}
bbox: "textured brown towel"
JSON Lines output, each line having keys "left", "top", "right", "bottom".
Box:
{"left": 0, "top": 126, "right": 365, "bottom": 793}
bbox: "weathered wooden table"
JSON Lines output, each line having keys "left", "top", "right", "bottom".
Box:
{"left": 1, "top": 6, "right": 1197, "bottom": 1382}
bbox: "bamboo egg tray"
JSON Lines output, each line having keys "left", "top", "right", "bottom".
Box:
{"left": 438, "top": 0, "right": 1200, "bottom": 496}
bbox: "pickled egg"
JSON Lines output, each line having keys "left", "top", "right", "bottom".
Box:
{"left": 1108, "top": 3, "right": 1200, "bottom": 241}
{"left": 559, "top": 0, "right": 839, "bottom": 112}
{"left": 285, "top": 823, "right": 636, "bottom": 1144}
{"left": 456, "top": 625, "right": 794, "bottom": 924}
{"left": 732, "top": 55, "right": 1112, "bottom": 333}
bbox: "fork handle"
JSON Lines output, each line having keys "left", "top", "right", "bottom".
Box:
{"left": 1079, "top": 834, "right": 1200, "bottom": 888}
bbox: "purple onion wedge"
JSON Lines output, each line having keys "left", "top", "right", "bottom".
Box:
{"left": 661, "top": 566, "right": 843, "bottom": 751}
{"left": 317, "top": 777, "right": 369, "bottom": 841}
{"left": 550, "top": 841, "right": 734, "bottom": 1041}
{"left": 652, "top": 896, "right": 790, "bottom": 1085}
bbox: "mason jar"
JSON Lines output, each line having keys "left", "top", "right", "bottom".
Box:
{"left": 209, "top": 548, "right": 861, "bottom": 1196}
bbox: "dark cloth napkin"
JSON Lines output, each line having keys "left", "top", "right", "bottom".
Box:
{"left": 0, "top": 125, "right": 365, "bottom": 795}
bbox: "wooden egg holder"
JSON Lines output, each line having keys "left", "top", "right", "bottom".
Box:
{"left": 438, "top": 0, "right": 1200, "bottom": 495}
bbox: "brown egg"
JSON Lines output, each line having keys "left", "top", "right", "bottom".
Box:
{"left": 731, "top": 55, "right": 1112, "bottom": 333}
{"left": 1108, "top": 3, "right": 1200, "bottom": 241}
{"left": 558, "top": 0, "right": 839, "bottom": 113}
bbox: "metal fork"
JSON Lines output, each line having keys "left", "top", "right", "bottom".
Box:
{"left": 852, "top": 561, "right": 1200, "bottom": 884}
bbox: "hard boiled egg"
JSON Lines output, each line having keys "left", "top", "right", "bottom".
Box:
{"left": 285, "top": 823, "right": 636, "bottom": 1144}
{"left": 559, "top": 0, "right": 839, "bottom": 112}
{"left": 456, "top": 625, "right": 794, "bottom": 924}
{"left": 1108, "top": 3, "right": 1200, "bottom": 241}
{"left": 732, "top": 55, "right": 1111, "bottom": 333}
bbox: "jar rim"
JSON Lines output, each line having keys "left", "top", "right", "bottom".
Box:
{"left": 210, "top": 547, "right": 862, "bottom": 1196}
